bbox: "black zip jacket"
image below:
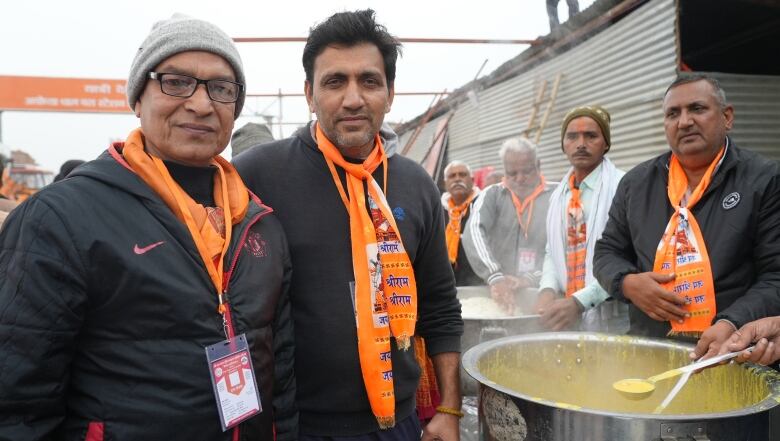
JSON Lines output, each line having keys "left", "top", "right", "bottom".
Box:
{"left": 594, "top": 140, "right": 780, "bottom": 337}
{"left": 233, "top": 125, "right": 463, "bottom": 436}
{"left": 0, "top": 148, "right": 296, "bottom": 440}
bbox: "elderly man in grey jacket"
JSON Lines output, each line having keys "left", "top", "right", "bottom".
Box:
{"left": 462, "top": 137, "right": 552, "bottom": 314}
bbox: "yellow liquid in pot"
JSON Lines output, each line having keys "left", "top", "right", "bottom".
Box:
{"left": 477, "top": 336, "right": 775, "bottom": 415}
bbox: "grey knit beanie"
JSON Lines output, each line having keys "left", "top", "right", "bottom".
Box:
{"left": 127, "top": 14, "right": 245, "bottom": 119}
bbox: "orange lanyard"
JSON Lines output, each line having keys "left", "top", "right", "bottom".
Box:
{"left": 152, "top": 156, "right": 233, "bottom": 311}
{"left": 323, "top": 157, "right": 388, "bottom": 209}
{"left": 318, "top": 125, "right": 388, "bottom": 208}
{"left": 506, "top": 176, "right": 546, "bottom": 239}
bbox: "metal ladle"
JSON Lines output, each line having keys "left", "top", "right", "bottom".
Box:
{"left": 612, "top": 346, "right": 753, "bottom": 400}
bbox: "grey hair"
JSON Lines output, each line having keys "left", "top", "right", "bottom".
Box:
{"left": 499, "top": 136, "right": 538, "bottom": 161}
{"left": 665, "top": 73, "right": 728, "bottom": 109}
{"left": 444, "top": 160, "right": 472, "bottom": 176}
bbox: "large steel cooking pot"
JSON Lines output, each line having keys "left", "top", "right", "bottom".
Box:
{"left": 463, "top": 332, "right": 780, "bottom": 441}
{"left": 457, "top": 286, "right": 543, "bottom": 395}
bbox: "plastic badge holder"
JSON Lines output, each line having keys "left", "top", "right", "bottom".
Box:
{"left": 205, "top": 333, "right": 262, "bottom": 431}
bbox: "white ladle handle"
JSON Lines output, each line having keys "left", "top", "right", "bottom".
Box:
{"left": 679, "top": 345, "right": 754, "bottom": 374}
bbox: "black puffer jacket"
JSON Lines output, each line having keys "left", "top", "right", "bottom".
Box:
{"left": 0, "top": 148, "right": 296, "bottom": 440}
{"left": 594, "top": 140, "right": 780, "bottom": 337}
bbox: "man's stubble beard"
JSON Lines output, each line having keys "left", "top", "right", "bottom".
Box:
{"left": 334, "top": 131, "right": 375, "bottom": 151}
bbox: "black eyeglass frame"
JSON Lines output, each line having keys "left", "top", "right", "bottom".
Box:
{"left": 147, "top": 72, "right": 244, "bottom": 103}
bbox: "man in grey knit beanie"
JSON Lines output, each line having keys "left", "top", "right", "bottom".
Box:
{"left": 127, "top": 13, "right": 246, "bottom": 118}
{"left": 0, "top": 12, "right": 298, "bottom": 441}
{"left": 124, "top": 13, "right": 248, "bottom": 167}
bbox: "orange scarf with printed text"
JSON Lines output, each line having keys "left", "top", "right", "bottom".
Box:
{"left": 445, "top": 191, "right": 478, "bottom": 265}
{"left": 121, "top": 128, "right": 249, "bottom": 297}
{"left": 316, "top": 124, "right": 417, "bottom": 429}
{"left": 505, "top": 175, "right": 547, "bottom": 239}
{"left": 653, "top": 148, "right": 724, "bottom": 335}
{"left": 566, "top": 174, "right": 587, "bottom": 297}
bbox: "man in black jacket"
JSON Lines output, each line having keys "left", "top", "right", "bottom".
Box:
{"left": 0, "top": 15, "right": 296, "bottom": 440}
{"left": 234, "top": 9, "right": 462, "bottom": 441}
{"left": 594, "top": 74, "right": 780, "bottom": 359}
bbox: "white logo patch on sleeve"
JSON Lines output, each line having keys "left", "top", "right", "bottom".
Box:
{"left": 722, "top": 192, "right": 740, "bottom": 210}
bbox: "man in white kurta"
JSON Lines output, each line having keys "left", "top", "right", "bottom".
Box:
{"left": 536, "top": 105, "right": 629, "bottom": 332}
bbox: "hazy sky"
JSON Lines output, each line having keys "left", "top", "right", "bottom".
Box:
{"left": 0, "top": 0, "right": 591, "bottom": 172}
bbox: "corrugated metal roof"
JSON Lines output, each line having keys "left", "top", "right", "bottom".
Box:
{"left": 709, "top": 72, "right": 780, "bottom": 162}
{"left": 398, "top": 113, "right": 449, "bottom": 163}
{"left": 395, "top": 0, "right": 634, "bottom": 136}
{"left": 404, "top": 0, "right": 780, "bottom": 177}
{"left": 448, "top": 0, "right": 678, "bottom": 180}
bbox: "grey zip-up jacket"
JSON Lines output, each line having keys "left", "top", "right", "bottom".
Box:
{"left": 462, "top": 183, "right": 552, "bottom": 286}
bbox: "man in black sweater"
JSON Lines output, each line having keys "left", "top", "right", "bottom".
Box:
{"left": 234, "top": 9, "right": 463, "bottom": 441}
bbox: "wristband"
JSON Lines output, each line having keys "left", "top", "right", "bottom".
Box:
{"left": 435, "top": 405, "right": 464, "bottom": 418}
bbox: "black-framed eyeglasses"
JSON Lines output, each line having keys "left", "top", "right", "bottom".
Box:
{"left": 148, "top": 72, "right": 243, "bottom": 103}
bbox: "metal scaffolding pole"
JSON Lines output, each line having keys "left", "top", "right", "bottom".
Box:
{"left": 234, "top": 37, "right": 540, "bottom": 45}
{"left": 247, "top": 91, "right": 451, "bottom": 98}
{"left": 277, "top": 89, "right": 284, "bottom": 139}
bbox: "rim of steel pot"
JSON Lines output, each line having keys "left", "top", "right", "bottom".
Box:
{"left": 462, "top": 332, "right": 780, "bottom": 420}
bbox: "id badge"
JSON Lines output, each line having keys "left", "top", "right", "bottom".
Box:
{"left": 517, "top": 248, "right": 537, "bottom": 273}
{"left": 205, "top": 333, "right": 262, "bottom": 431}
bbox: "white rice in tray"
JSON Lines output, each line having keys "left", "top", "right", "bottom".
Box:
{"left": 460, "top": 296, "right": 508, "bottom": 318}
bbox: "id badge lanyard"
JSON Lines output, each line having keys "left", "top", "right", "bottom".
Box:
{"left": 153, "top": 157, "right": 236, "bottom": 338}
{"left": 152, "top": 157, "right": 264, "bottom": 431}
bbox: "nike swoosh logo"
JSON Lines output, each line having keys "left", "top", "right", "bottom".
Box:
{"left": 133, "top": 241, "right": 165, "bottom": 255}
